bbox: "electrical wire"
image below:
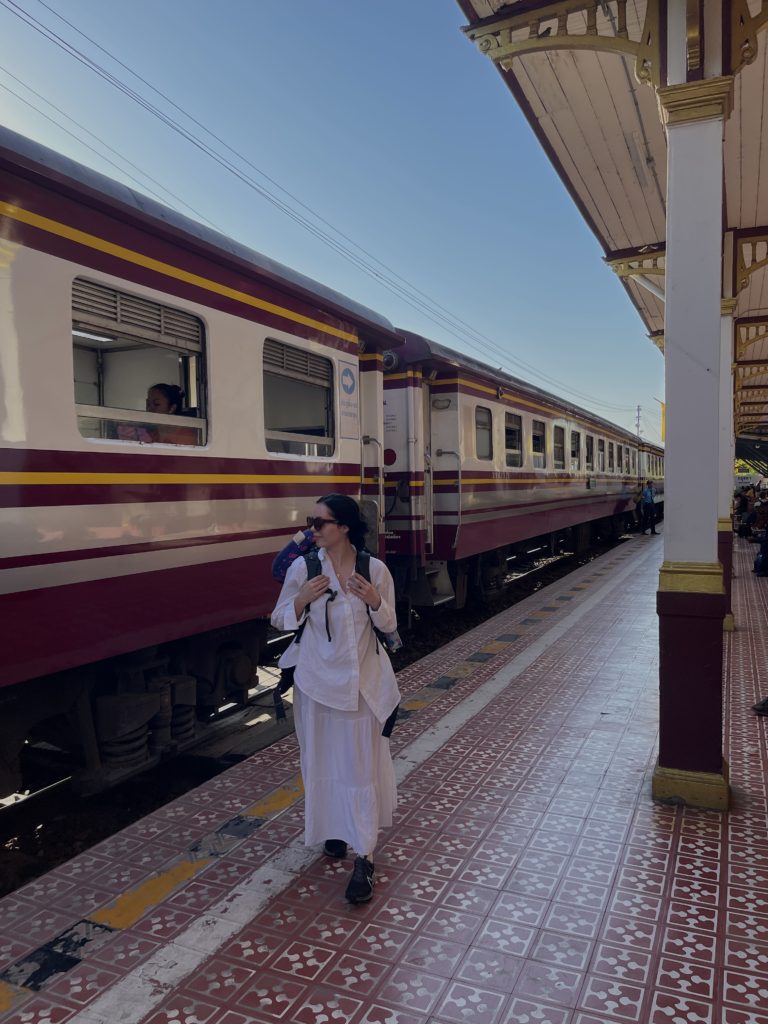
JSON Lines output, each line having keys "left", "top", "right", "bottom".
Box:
{"left": 3, "top": 0, "right": 640, "bottom": 415}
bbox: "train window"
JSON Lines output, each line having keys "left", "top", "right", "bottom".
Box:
{"left": 553, "top": 426, "right": 565, "bottom": 470}
{"left": 624, "top": 448, "right": 631, "bottom": 474}
{"left": 597, "top": 438, "right": 605, "bottom": 472}
{"left": 608, "top": 441, "right": 615, "bottom": 472}
{"left": 570, "top": 431, "right": 581, "bottom": 471}
{"left": 72, "top": 279, "right": 206, "bottom": 445}
{"left": 586, "top": 435, "right": 594, "bottom": 471}
{"left": 616, "top": 445, "right": 623, "bottom": 474}
{"left": 532, "top": 419, "right": 546, "bottom": 469}
{"left": 475, "top": 406, "right": 493, "bottom": 460}
{"left": 631, "top": 449, "right": 637, "bottom": 473}
{"left": 505, "top": 412, "right": 523, "bottom": 468}
{"left": 264, "top": 339, "right": 334, "bottom": 457}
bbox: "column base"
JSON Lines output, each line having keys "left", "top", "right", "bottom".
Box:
{"left": 652, "top": 758, "right": 730, "bottom": 811}
{"left": 724, "top": 612, "right": 735, "bottom": 631}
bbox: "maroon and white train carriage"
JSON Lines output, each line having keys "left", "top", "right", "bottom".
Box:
{"left": 0, "top": 126, "right": 398, "bottom": 794}
{"left": 381, "top": 332, "right": 664, "bottom": 613}
{"left": 0, "top": 126, "right": 663, "bottom": 795}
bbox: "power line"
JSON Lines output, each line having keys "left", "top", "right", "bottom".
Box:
{"left": 3, "top": 0, "right": 639, "bottom": 415}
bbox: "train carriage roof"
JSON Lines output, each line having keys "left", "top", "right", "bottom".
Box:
{"left": 0, "top": 125, "right": 400, "bottom": 348}
{"left": 394, "top": 329, "right": 664, "bottom": 453}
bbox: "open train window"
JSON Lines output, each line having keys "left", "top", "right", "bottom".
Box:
{"left": 553, "top": 426, "right": 565, "bottom": 470}
{"left": 475, "top": 406, "right": 493, "bottom": 460}
{"left": 616, "top": 444, "right": 623, "bottom": 474}
{"left": 586, "top": 435, "right": 594, "bottom": 471}
{"left": 597, "top": 438, "right": 605, "bottom": 472}
{"left": 264, "top": 339, "right": 335, "bottom": 457}
{"left": 631, "top": 449, "right": 637, "bottom": 473}
{"left": 72, "top": 278, "right": 206, "bottom": 445}
{"left": 532, "top": 420, "right": 546, "bottom": 469}
{"left": 608, "top": 442, "right": 615, "bottom": 472}
{"left": 624, "top": 448, "right": 631, "bottom": 474}
{"left": 570, "top": 431, "right": 581, "bottom": 471}
{"left": 505, "top": 412, "right": 523, "bottom": 468}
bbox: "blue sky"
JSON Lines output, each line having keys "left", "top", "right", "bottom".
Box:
{"left": 0, "top": 0, "right": 664, "bottom": 440}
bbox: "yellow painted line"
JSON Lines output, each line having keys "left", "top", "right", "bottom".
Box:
{"left": 384, "top": 480, "right": 424, "bottom": 489}
{"left": 480, "top": 641, "right": 512, "bottom": 653}
{"left": 384, "top": 370, "right": 423, "bottom": 382}
{"left": 0, "top": 202, "right": 358, "bottom": 345}
{"left": 0, "top": 981, "right": 29, "bottom": 1013}
{"left": 401, "top": 696, "right": 436, "bottom": 712}
{"left": 89, "top": 858, "right": 210, "bottom": 929}
{"left": 447, "top": 662, "right": 479, "bottom": 678}
{"left": 244, "top": 774, "right": 304, "bottom": 817}
{"left": 0, "top": 472, "right": 361, "bottom": 486}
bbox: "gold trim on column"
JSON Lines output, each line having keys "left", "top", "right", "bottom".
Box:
{"left": 717, "top": 517, "right": 733, "bottom": 532}
{"left": 657, "top": 76, "right": 734, "bottom": 126}
{"left": 658, "top": 561, "right": 725, "bottom": 594}
{"left": 652, "top": 759, "right": 729, "bottom": 811}
{"left": 721, "top": 298, "right": 737, "bottom": 317}
{"left": 723, "top": 612, "right": 735, "bottom": 632}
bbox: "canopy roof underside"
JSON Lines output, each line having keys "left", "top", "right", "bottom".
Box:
{"left": 458, "top": 0, "right": 768, "bottom": 447}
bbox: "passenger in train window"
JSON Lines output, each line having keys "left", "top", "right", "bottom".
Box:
{"left": 640, "top": 479, "right": 658, "bottom": 535}
{"left": 118, "top": 384, "right": 197, "bottom": 445}
{"left": 270, "top": 494, "right": 401, "bottom": 905}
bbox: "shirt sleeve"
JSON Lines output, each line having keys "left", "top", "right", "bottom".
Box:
{"left": 271, "top": 557, "right": 309, "bottom": 631}
{"left": 369, "top": 557, "right": 398, "bottom": 634}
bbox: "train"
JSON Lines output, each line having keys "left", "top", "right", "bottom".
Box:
{"left": 0, "top": 125, "right": 664, "bottom": 796}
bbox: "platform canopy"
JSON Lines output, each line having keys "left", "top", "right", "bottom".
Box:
{"left": 455, "top": 0, "right": 768, "bottom": 447}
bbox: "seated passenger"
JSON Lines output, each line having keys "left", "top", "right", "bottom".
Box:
{"left": 118, "top": 383, "right": 197, "bottom": 445}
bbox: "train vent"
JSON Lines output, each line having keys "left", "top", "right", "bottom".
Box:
{"left": 72, "top": 279, "right": 203, "bottom": 350}
{"left": 264, "top": 338, "right": 332, "bottom": 384}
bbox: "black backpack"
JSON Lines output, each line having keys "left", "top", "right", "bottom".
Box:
{"left": 273, "top": 549, "right": 398, "bottom": 736}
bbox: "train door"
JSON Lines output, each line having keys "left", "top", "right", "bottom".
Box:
{"left": 423, "top": 384, "right": 434, "bottom": 555}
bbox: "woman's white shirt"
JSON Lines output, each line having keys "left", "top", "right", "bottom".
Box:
{"left": 271, "top": 548, "right": 401, "bottom": 725}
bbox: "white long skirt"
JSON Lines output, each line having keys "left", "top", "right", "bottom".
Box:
{"left": 293, "top": 687, "right": 397, "bottom": 855}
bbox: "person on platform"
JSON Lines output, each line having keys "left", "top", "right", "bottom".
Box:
{"left": 270, "top": 494, "right": 400, "bottom": 904}
{"left": 640, "top": 479, "right": 658, "bottom": 535}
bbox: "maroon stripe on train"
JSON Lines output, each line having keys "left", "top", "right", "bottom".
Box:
{"left": 0, "top": 448, "right": 362, "bottom": 475}
{"left": 0, "top": 171, "right": 369, "bottom": 352}
{"left": 432, "top": 497, "right": 635, "bottom": 561}
{"left": 0, "top": 481, "right": 360, "bottom": 508}
{"left": 1, "top": 555, "right": 279, "bottom": 689}
{"left": 0, "top": 527, "right": 292, "bottom": 571}
{"left": 383, "top": 377, "right": 423, "bottom": 390}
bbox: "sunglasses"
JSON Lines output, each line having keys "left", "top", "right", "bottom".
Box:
{"left": 307, "top": 516, "right": 338, "bottom": 531}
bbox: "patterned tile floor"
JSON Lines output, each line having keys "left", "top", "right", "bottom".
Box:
{"left": 1, "top": 532, "right": 767, "bottom": 1024}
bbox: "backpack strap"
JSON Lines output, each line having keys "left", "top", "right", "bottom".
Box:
{"left": 294, "top": 548, "right": 323, "bottom": 645}
{"left": 355, "top": 550, "right": 380, "bottom": 654}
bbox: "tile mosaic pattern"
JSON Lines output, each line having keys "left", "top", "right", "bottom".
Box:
{"left": 1, "top": 536, "right": 767, "bottom": 1023}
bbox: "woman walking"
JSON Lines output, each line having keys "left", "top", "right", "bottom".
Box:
{"left": 271, "top": 494, "right": 400, "bottom": 903}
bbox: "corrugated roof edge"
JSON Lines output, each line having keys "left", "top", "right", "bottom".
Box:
{"left": 0, "top": 125, "right": 400, "bottom": 345}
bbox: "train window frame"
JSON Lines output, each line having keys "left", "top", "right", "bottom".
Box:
{"left": 263, "top": 338, "right": 335, "bottom": 458}
{"left": 532, "top": 419, "right": 546, "bottom": 469}
{"left": 553, "top": 426, "right": 565, "bottom": 470}
{"left": 505, "top": 412, "right": 523, "bottom": 468}
{"left": 72, "top": 278, "right": 207, "bottom": 446}
{"left": 631, "top": 449, "right": 637, "bottom": 473}
{"left": 608, "top": 441, "right": 615, "bottom": 472}
{"left": 585, "top": 434, "right": 594, "bottom": 471}
{"left": 570, "top": 430, "right": 581, "bottom": 471}
{"left": 617, "top": 444, "right": 623, "bottom": 474}
{"left": 597, "top": 438, "right": 606, "bottom": 472}
{"left": 475, "top": 405, "right": 493, "bottom": 460}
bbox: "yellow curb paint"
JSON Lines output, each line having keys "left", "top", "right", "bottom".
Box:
{"left": 480, "top": 641, "right": 511, "bottom": 653}
{"left": 89, "top": 858, "right": 210, "bottom": 929}
{"left": 244, "top": 774, "right": 304, "bottom": 817}
{"left": 0, "top": 982, "right": 27, "bottom": 1013}
{"left": 447, "top": 663, "right": 479, "bottom": 678}
{"left": 401, "top": 697, "right": 435, "bottom": 712}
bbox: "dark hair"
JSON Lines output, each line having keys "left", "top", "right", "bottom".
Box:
{"left": 317, "top": 493, "right": 369, "bottom": 550}
{"left": 149, "top": 383, "right": 185, "bottom": 412}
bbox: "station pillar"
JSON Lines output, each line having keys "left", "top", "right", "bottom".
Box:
{"left": 719, "top": 298, "right": 737, "bottom": 632}
{"left": 652, "top": 78, "right": 733, "bottom": 810}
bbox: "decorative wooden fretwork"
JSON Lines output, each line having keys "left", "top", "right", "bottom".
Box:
{"left": 606, "top": 247, "right": 666, "bottom": 279}
{"left": 736, "top": 320, "right": 768, "bottom": 360}
{"left": 464, "top": 0, "right": 661, "bottom": 87}
{"left": 649, "top": 331, "right": 664, "bottom": 353}
{"left": 735, "top": 232, "right": 768, "bottom": 293}
{"left": 731, "top": 0, "right": 768, "bottom": 75}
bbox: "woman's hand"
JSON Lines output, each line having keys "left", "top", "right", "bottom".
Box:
{"left": 294, "top": 574, "right": 331, "bottom": 618}
{"left": 348, "top": 572, "right": 381, "bottom": 610}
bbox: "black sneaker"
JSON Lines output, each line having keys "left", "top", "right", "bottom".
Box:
{"left": 753, "top": 697, "right": 768, "bottom": 715}
{"left": 345, "top": 856, "right": 375, "bottom": 903}
{"left": 323, "top": 839, "right": 348, "bottom": 858}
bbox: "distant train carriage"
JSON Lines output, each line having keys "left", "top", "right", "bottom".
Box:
{"left": 382, "top": 333, "right": 663, "bottom": 614}
{"left": 0, "top": 126, "right": 663, "bottom": 797}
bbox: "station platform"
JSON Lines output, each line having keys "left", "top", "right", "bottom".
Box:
{"left": 0, "top": 532, "right": 766, "bottom": 1024}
